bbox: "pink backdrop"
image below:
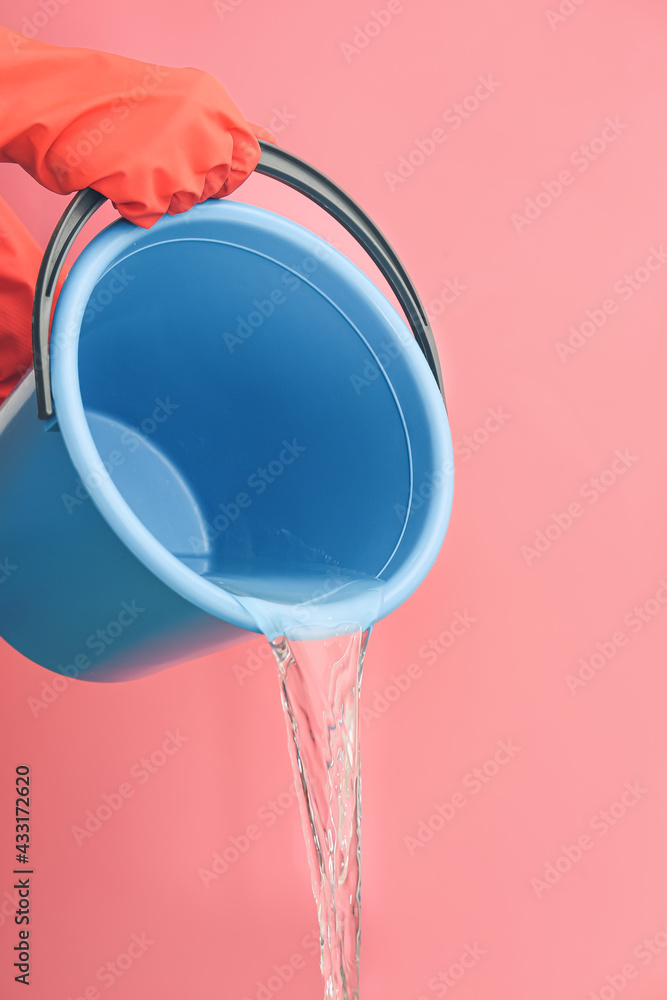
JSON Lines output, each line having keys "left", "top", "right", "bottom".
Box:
{"left": 2, "top": 1, "right": 667, "bottom": 998}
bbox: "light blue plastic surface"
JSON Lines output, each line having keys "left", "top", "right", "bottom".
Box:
{"left": 0, "top": 199, "right": 454, "bottom": 681}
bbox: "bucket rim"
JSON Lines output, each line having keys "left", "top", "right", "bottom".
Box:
{"left": 50, "top": 199, "right": 454, "bottom": 636}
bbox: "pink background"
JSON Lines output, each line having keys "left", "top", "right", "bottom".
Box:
{"left": 2, "top": 1, "right": 667, "bottom": 998}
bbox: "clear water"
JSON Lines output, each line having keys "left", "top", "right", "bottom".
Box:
{"left": 208, "top": 568, "right": 385, "bottom": 1000}
{"left": 203, "top": 568, "right": 384, "bottom": 642}
{"left": 270, "top": 628, "right": 369, "bottom": 1000}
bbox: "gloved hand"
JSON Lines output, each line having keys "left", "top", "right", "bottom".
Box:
{"left": 0, "top": 26, "right": 276, "bottom": 228}
{"left": 0, "top": 27, "right": 277, "bottom": 405}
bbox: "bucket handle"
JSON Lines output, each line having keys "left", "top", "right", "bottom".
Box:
{"left": 32, "top": 141, "right": 447, "bottom": 420}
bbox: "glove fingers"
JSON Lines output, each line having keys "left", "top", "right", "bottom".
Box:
{"left": 215, "top": 128, "right": 263, "bottom": 199}
{"left": 184, "top": 128, "right": 260, "bottom": 210}
{"left": 101, "top": 122, "right": 266, "bottom": 224}
{"left": 167, "top": 190, "right": 199, "bottom": 215}
{"left": 248, "top": 121, "right": 278, "bottom": 146}
{"left": 199, "top": 162, "right": 231, "bottom": 202}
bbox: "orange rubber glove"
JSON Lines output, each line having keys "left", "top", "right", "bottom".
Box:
{"left": 0, "top": 26, "right": 276, "bottom": 405}
{"left": 0, "top": 195, "right": 43, "bottom": 406}
{"left": 0, "top": 27, "right": 276, "bottom": 227}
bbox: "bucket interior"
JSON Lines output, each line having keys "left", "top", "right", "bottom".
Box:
{"left": 64, "top": 206, "right": 448, "bottom": 621}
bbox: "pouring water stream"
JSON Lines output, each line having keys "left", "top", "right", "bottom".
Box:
{"left": 211, "top": 569, "right": 385, "bottom": 1000}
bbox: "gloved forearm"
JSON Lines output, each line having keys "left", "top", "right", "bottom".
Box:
{"left": 0, "top": 194, "right": 41, "bottom": 405}
{"left": 0, "top": 26, "right": 275, "bottom": 228}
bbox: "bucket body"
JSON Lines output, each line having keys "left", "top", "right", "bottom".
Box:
{"left": 0, "top": 199, "right": 454, "bottom": 681}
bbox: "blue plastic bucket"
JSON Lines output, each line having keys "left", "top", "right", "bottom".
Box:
{"left": 0, "top": 145, "right": 454, "bottom": 681}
